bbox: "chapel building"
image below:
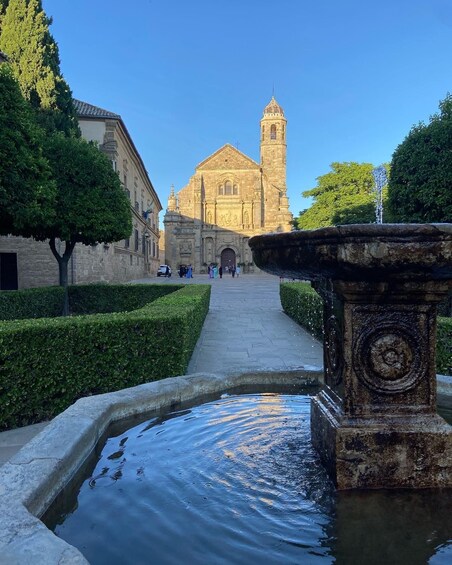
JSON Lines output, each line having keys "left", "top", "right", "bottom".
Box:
{"left": 164, "top": 97, "right": 292, "bottom": 273}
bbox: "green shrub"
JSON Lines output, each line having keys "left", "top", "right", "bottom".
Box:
{"left": 0, "top": 287, "right": 64, "bottom": 320}
{"left": 0, "top": 283, "right": 180, "bottom": 320}
{"left": 68, "top": 283, "right": 179, "bottom": 314}
{"left": 280, "top": 282, "right": 323, "bottom": 340}
{"left": 437, "top": 317, "right": 452, "bottom": 375}
{"left": 0, "top": 284, "right": 210, "bottom": 430}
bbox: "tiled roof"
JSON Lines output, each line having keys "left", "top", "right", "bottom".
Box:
{"left": 74, "top": 99, "right": 121, "bottom": 120}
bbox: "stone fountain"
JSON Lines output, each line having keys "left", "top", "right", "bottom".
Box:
{"left": 250, "top": 224, "right": 452, "bottom": 489}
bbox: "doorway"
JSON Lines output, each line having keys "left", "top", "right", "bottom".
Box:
{"left": 221, "top": 248, "right": 236, "bottom": 272}
{"left": 0, "top": 253, "right": 18, "bottom": 290}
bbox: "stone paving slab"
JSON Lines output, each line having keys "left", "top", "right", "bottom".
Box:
{"left": 186, "top": 274, "right": 323, "bottom": 375}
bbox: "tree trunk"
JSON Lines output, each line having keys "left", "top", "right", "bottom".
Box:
{"left": 49, "top": 238, "right": 76, "bottom": 316}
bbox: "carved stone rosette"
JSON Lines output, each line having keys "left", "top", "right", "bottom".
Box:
{"left": 354, "top": 318, "right": 425, "bottom": 395}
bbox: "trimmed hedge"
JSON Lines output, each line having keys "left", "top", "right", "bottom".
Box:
{"left": 281, "top": 282, "right": 452, "bottom": 376}
{"left": 68, "top": 283, "right": 178, "bottom": 314}
{"left": 0, "top": 283, "right": 179, "bottom": 320}
{"left": 280, "top": 282, "right": 323, "bottom": 341}
{"left": 0, "top": 287, "right": 65, "bottom": 320}
{"left": 0, "top": 284, "right": 210, "bottom": 430}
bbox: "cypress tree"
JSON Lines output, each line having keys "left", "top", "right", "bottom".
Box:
{"left": 0, "top": 0, "right": 79, "bottom": 135}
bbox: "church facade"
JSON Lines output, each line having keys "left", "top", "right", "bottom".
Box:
{"left": 164, "top": 97, "right": 292, "bottom": 273}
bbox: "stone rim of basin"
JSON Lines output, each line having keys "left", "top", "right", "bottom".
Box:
{"left": 249, "top": 223, "right": 452, "bottom": 281}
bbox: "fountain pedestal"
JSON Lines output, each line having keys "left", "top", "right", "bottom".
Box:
{"left": 250, "top": 224, "right": 452, "bottom": 489}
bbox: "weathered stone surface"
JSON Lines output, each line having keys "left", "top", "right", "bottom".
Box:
{"left": 250, "top": 224, "right": 452, "bottom": 489}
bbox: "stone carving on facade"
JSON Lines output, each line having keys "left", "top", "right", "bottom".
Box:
{"left": 205, "top": 238, "right": 213, "bottom": 262}
{"left": 180, "top": 240, "right": 192, "bottom": 256}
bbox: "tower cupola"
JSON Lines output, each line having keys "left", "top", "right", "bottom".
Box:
{"left": 263, "top": 96, "right": 285, "bottom": 117}
{"left": 167, "top": 184, "right": 177, "bottom": 212}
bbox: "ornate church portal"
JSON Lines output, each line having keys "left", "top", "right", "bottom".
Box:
{"left": 164, "top": 97, "right": 293, "bottom": 273}
{"left": 221, "top": 248, "right": 236, "bottom": 270}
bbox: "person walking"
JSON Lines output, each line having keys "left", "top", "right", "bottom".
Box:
{"left": 236, "top": 265, "right": 240, "bottom": 277}
{"left": 219, "top": 266, "right": 223, "bottom": 279}
{"left": 231, "top": 266, "right": 235, "bottom": 278}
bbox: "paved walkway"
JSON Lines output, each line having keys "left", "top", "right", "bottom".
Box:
{"left": 186, "top": 273, "right": 323, "bottom": 374}
{"left": 0, "top": 274, "right": 323, "bottom": 465}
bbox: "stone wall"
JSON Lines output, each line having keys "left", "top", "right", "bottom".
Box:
{"left": 0, "top": 236, "right": 58, "bottom": 288}
{"left": 0, "top": 235, "right": 152, "bottom": 289}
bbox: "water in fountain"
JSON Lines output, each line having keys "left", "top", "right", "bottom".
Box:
{"left": 371, "top": 165, "right": 387, "bottom": 224}
{"left": 44, "top": 392, "right": 452, "bottom": 565}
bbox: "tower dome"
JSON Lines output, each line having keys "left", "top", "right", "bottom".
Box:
{"left": 263, "top": 96, "right": 284, "bottom": 116}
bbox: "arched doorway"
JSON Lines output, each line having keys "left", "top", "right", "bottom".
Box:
{"left": 221, "top": 248, "right": 236, "bottom": 272}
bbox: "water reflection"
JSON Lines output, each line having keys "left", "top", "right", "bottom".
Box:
{"left": 45, "top": 394, "right": 452, "bottom": 565}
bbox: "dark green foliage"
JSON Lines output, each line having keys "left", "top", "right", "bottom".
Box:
{"left": 388, "top": 94, "right": 452, "bottom": 223}
{"left": 437, "top": 317, "right": 452, "bottom": 375}
{"left": 331, "top": 201, "right": 378, "bottom": 225}
{"left": 0, "top": 0, "right": 79, "bottom": 135}
{"left": 295, "top": 162, "right": 386, "bottom": 230}
{"left": 39, "top": 135, "right": 132, "bottom": 245}
{"left": 0, "top": 286, "right": 64, "bottom": 320}
{"left": 0, "top": 63, "right": 55, "bottom": 236}
{"left": 0, "top": 284, "right": 211, "bottom": 430}
{"left": 68, "top": 283, "right": 180, "bottom": 315}
{"left": 0, "top": 283, "right": 181, "bottom": 320}
{"left": 38, "top": 135, "right": 132, "bottom": 291}
{"left": 280, "top": 282, "right": 323, "bottom": 340}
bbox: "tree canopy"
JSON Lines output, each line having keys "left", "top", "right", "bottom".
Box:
{"left": 0, "top": 0, "right": 78, "bottom": 135}
{"left": 295, "top": 162, "right": 385, "bottom": 230}
{"left": 38, "top": 134, "right": 132, "bottom": 288}
{"left": 388, "top": 94, "right": 452, "bottom": 223}
{"left": 0, "top": 63, "right": 55, "bottom": 236}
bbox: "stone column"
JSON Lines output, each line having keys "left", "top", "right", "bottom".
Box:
{"left": 312, "top": 278, "right": 452, "bottom": 489}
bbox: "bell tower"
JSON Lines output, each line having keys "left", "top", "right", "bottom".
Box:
{"left": 260, "top": 97, "right": 291, "bottom": 231}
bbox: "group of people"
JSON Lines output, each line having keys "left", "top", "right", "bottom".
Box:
{"left": 178, "top": 263, "right": 244, "bottom": 279}
{"left": 207, "top": 264, "right": 241, "bottom": 279}
{"left": 179, "top": 264, "right": 193, "bottom": 278}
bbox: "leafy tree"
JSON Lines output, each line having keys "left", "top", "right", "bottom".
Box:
{"left": 0, "top": 0, "right": 78, "bottom": 135}
{"left": 388, "top": 94, "right": 452, "bottom": 223}
{"left": 35, "top": 135, "right": 132, "bottom": 307}
{"left": 0, "top": 63, "right": 55, "bottom": 236}
{"left": 296, "top": 162, "right": 382, "bottom": 230}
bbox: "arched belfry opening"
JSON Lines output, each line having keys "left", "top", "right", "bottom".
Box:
{"left": 221, "top": 248, "right": 236, "bottom": 270}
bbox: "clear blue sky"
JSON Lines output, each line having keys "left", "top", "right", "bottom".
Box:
{"left": 43, "top": 0, "right": 452, "bottom": 224}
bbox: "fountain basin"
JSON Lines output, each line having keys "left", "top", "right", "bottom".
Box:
{"left": 250, "top": 223, "right": 452, "bottom": 282}
{"left": 249, "top": 224, "right": 452, "bottom": 489}
{"left": 0, "top": 370, "right": 322, "bottom": 563}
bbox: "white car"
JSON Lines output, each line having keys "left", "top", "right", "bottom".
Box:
{"left": 157, "top": 264, "right": 172, "bottom": 277}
